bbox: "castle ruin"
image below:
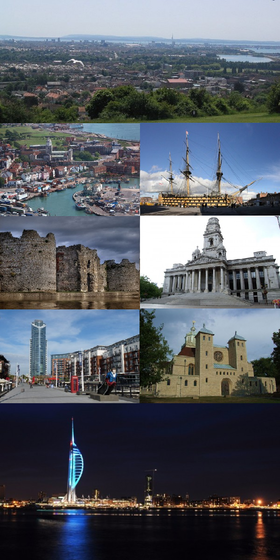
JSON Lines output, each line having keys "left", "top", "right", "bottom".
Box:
{"left": 0, "top": 230, "right": 139, "bottom": 293}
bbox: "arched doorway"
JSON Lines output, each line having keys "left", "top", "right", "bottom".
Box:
{"left": 221, "top": 378, "right": 230, "bottom": 396}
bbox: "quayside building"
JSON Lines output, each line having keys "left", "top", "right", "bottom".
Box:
{"left": 143, "top": 322, "right": 276, "bottom": 398}
{"left": 163, "top": 218, "right": 280, "bottom": 304}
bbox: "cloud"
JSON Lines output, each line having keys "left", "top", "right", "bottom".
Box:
{"left": 140, "top": 170, "right": 255, "bottom": 201}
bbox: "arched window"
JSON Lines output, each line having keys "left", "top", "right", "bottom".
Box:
{"left": 188, "top": 364, "right": 194, "bottom": 376}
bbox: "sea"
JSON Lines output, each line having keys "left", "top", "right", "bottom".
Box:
{"left": 1, "top": 509, "right": 279, "bottom": 560}
{"left": 217, "top": 55, "right": 273, "bottom": 63}
{"left": 73, "top": 124, "right": 140, "bottom": 141}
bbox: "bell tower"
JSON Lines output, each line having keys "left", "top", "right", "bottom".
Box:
{"left": 202, "top": 218, "right": 226, "bottom": 260}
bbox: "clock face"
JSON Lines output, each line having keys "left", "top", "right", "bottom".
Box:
{"left": 214, "top": 351, "right": 223, "bottom": 362}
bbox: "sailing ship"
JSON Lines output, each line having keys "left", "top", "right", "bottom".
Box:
{"left": 158, "top": 133, "right": 258, "bottom": 208}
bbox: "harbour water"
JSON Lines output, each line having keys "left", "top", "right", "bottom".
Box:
{"left": 75, "top": 124, "right": 140, "bottom": 141}
{"left": 29, "top": 178, "right": 140, "bottom": 216}
{"left": 217, "top": 54, "right": 273, "bottom": 63}
{"left": 1, "top": 509, "right": 279, "bottom": 560}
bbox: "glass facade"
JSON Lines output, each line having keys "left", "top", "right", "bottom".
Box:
{"left": 29, "top": 320, "right": 47, "bottom": 377}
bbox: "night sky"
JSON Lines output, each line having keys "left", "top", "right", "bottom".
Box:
{"left": 1, "top": 404, "right": 280, "bottom": 503}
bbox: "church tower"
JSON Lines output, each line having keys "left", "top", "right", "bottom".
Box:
{"left": 202, "top": 218, "right": 226, "bottom": 260}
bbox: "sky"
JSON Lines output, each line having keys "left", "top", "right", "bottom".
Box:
{"left": 148, "top": 308, "right": 279, "bottom": 361}
{"left": 1, "top": 404, "right": 280, "bottom": 502}
{"left": 1, "top": 0, "right": 280, "bottom": 41}
{"left": 140, "top": 124, "right": 280, "bottom": 201}
{"left": 140, "top": 215, "right": 280, "bottom": 287}
{"left": 0, "top": 309, "right": 139, "bottom": 375}
{"left": 0, "top": 216, "right": 139, "bottom": 265}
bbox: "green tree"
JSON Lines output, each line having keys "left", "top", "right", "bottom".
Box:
{"left": 251, "top": 357, "right": 277, "bottom": 378}
{"left": 86, "top": 89, "right": 114, "bottom": 118}
{"left": 140, "top": 276, "right": 162, "bottom": 299}
{"left": 271, "top": 329, "right": 280, "bottom": 385}
{"left": 267, "top": 81, "right": 280, "bottom": 113}
{"left": 140, "top": 310, "right": 173, "bottom": 387}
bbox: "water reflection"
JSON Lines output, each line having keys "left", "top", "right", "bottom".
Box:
{"left": 0, "top": 293, "right": 139, "bottom": 310}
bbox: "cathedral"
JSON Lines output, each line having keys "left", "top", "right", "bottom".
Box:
{"left": 162, "top": 218, "right": 280, "bottom": 304}
{"left": 151, "top": 322, "right": 276, "bottom": 398}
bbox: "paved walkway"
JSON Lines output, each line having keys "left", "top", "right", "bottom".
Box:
{"left": 141, "top": 292, "right": 272, "bottom": 308}
{"left": 0, "top": 384, "right": 135, "bottom": 404}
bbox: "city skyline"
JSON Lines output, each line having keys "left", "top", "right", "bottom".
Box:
{"left": 140, "top": 124, "right": 280, "bottom": 200}
{"left": 0, "top": 309, "right": 139, "bottom": 375}
{"left": 1, "top": 0, "right": 280, "bottom": 41}
{"left": 1, "top": 404, "right": 280, "bottom": 502}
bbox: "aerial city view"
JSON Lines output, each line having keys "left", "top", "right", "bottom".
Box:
{"left": 1, "top": 0, "right": 280, "bottom": 559}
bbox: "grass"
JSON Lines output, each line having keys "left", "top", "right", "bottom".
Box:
{"left": 140, "top": 395, "right": 280, "bottom": 404}
{"left": 0, "top": 125, "right": 72, "bottom": 147}
{"left": 87, "top": 111, "right": 280, "bottom": 123}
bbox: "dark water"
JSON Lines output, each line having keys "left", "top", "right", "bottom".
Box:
{"left": 1, "top": 510, "right": 279, "bottom": 560}
{"left": 0, "top": 293, "right": 139, "bottom": 309}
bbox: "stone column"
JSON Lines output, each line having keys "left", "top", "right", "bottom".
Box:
{"left": 220, "top": 267, "right": 224, "bottom": 292}
{"left": 255, "top": 267, "right": 262, "bottom": 290}
{"left": 191, "top": 270, "right": 195, "bottom": 292}
{"left": 198, "top": 269, "right": 201, "bottom": 293}
{"left": 264, "top": 267, "right": 269, "bottom": 288}
{"left": 240, "top": 269, "right": 245, "bottom": 291}
{"left": 204, "top": 268, "right": 208, "bottom": 293}
{"left": 232, "top": 270, "right": 237, "bottom": 292}
{"left": 213, "top": 267, "right": 216, "bottom": 292}
{"left": 248, "top": 268, "right": 253, "bottom": 290}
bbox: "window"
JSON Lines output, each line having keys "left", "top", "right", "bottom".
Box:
{"left": 205, "top": 351, "right": 208, "bottom": 356}
{"left": 240, "top": 355, "right": 243, "bottom": 361}
{"left": 237, "top": 342, "right": 239, "bottom": 346}
{"left": 208, "top": 337, "right": 211, "bottom": 341}
{"left": 167, "top": 379, "right": 170, "bottom": 386}
{"left": 203, "top": 336, "right": 205, "bottom": 341}
{"left": 188, "top": 364, "right": 194, "bottom": 376}
{"left": 184, "top": 380, "right": 188, "bottom": 387}
{"left": 205, "top": 378, "right": 208, "bottom": 383}
{"left": 194, "top": 380, "right": 197, "bottom": 387}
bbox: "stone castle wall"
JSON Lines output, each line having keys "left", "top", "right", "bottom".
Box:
{"left": 56, "top": 244, "right": 107, "bottom": 292}
{"left": 0, "top": 230, "right": 56, "bottom": 292}
{"left": 105, "top": 259, "right": 139, "bottom": 292}
{"left": 0, "top": 231, "right": 138, "bottom": 293}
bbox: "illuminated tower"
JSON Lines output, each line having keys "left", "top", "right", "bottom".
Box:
{"left": 67, "top": 418, "right": 84, "bottom": 504}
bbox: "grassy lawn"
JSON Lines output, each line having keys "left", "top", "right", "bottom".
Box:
{"left": 140, "top": 395, "right": 280, "bottom": 404}
{"left": 147, "top": 112, "right": 280, "bottom": 124}
{"left": 89, "top": 112, "right": 280, "bottom": 123}
{"left": 0, "top": 125, "right": 72, "bottom": 147}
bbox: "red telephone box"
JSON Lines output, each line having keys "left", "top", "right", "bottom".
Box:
{"left": 71, "top": 376, "right": 79, "bottom": 393}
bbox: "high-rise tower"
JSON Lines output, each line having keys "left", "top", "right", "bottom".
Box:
{"left": 29, "top": 320, "right": 47, "bottom": 377}
{"left": 66, "top": 418, "right": 84, "bottom": 504}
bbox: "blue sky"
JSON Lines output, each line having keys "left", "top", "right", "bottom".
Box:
{"left": 141, "top": 216, "right": 280, "bottom": 287}
{"left": 140, "top": 124, "right": 280, "bottom": 201}
{"left": 1, "top": 0, "right": 280, "bottom": 41}
{"left": 0, "top": 309, "right": 139, "bottom": 376}
{"left": 149, "top": 308, "right": 280, "bottom": 361}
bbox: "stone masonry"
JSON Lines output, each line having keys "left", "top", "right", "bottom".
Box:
{"left": 0, "top": 230, "right": 56, "bottom": 292}
{"left": 56, "top": 245, "right": 107, "bottom": 292}
{"left": 0, "top": 231, "right": 139, "bottom": 293}
{"left": 105, "top": 259, "right": 140, "bottom": 292}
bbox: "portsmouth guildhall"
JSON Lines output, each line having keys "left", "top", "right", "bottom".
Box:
{"left": 29, "top": 320, "right": 47, "bottom": 378}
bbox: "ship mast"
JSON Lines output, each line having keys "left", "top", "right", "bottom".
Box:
{"left": 216, "top": 133, "right": 223, "bottom": 195}
{"left": 167, "top": 152, "right": 175, "bottom": 195}
{"left": 180, "top": 131, "right": 192, "bottom": 196}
